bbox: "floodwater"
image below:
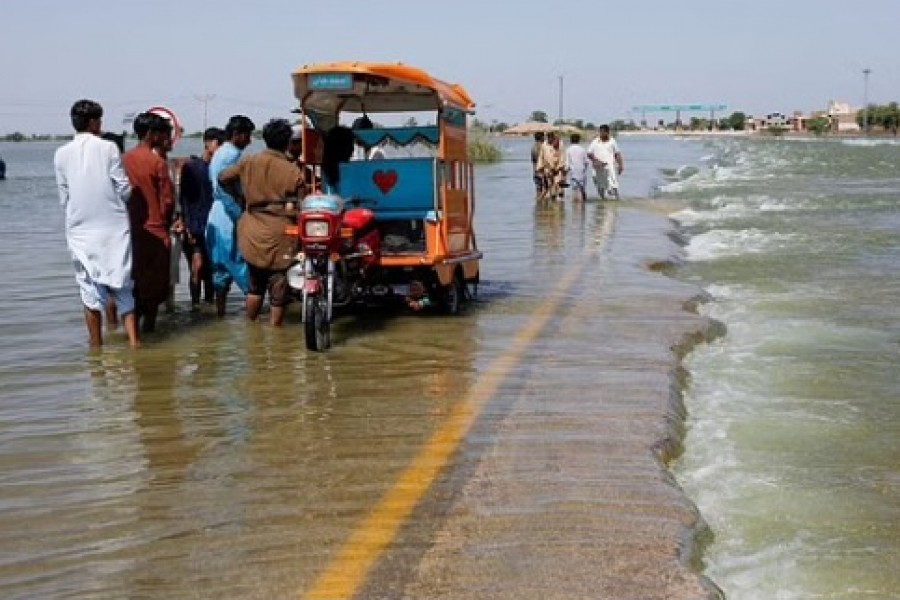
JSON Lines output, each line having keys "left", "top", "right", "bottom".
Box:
{"left": 1, "top": 134, "right": 892, "bottom": 600}
{"left": 669, "top": 137, "right": 900, "bottom": 600}
{"left": 0, "top": 136, "right": 713, "bottom": 599}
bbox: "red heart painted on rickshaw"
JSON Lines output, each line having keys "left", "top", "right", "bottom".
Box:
{"left": 373, "top": 170, "right": 398, "bottom": 194}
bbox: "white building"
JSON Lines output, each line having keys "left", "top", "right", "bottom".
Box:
{"left": 827, "top": 100, "right": 860, "bottom": 132}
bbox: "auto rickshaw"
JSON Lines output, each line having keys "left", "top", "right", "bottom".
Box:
{"left": 285, "top": 62, "right": 482, "bottom": 350}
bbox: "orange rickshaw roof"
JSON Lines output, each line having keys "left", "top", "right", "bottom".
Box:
{"left": 292, "top": 61, "right": 476, "bottom": 114}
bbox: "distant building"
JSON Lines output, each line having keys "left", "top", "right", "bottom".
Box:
{"left": 741, "top": 101, "right": 861, "bottom": 134}
{"left": 746, "top": 112, "right": 793, "bottom": 131}
{"left": 826, "top": 100, "right": 860, "bottom": 132}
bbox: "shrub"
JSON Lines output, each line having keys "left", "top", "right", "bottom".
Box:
{"left": 468, "top": 135, "right": 502, "bottom": 163}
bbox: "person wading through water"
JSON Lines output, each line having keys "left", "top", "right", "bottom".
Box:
{"left": 54, "top": 99, "right": 139, "bottom": 347}
{"left": 219, "top": 118, "right": 306, "bottom": 327}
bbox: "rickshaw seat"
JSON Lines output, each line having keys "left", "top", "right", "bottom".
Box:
{"left": 337, "top": 158, "right": 436, "bottom": 221}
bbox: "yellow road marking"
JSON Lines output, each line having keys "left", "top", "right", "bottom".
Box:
{"left": 302, "top": 208, "right": 616, "bottom": 600}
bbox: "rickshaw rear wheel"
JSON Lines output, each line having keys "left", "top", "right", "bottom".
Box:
{"left": 304, "top": 295, "right": 331, "bottom": 351}
{"left": 438, "top": 270, "right": 465, "bottom": 315}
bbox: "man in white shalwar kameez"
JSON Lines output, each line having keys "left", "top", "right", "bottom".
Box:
{"left": 587, "top": 124, "right": 624, "bottom": 200}
{"left": 54, "top": 99, "right": 139, "bottom": 347}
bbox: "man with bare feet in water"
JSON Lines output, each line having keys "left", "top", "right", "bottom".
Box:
{"left": 54, "top": 99, "right": 140, "bottom": 347}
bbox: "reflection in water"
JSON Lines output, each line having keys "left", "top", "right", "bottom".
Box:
{"left": 56, "top": 310, "right": 483, "bottom": 597}
{"left": 3, "top": 351, "right": 150, "bottom": 598}
{"left": 533, "top": 199, "right": 608, "bottom": 263}
{"left": 533, "top": 201, "right": 565, "bottom": 253}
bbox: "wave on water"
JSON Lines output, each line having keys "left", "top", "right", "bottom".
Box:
{"left": 659, "top": 165, "right": 700, "bottom": 181}
{"left": 840, "top": 138, "right": 900, "bottom": 147}
{"left": 684, "top": 228, "right": 799, "bottom": 261}
{"left": 671, "top": 194, "right": 806, "bottom": 227}
{"left": 657, "top": 164, "right": 750, "bottom": 193}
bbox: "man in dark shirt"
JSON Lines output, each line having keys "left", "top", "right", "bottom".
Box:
{"left": 179, "top": 127, "right": 226, "bottom": 308}
{"left": 531, "top": 131, "right": 545, "bottom": 198}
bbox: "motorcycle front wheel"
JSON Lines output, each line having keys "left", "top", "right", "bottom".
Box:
{"left": 304, "top": 295, "right": 331, "bottom": 351}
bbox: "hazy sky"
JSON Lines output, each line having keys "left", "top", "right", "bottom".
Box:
{"left": 2, "top": 0, "right": 897, "bottom": 133}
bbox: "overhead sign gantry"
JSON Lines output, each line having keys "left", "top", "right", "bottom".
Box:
{"left": 632, "top": 104, "right": 728, "bottom": 127}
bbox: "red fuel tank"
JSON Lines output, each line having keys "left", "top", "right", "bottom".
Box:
{"left": 342, "top": 207, "right": 376, "bottom": 230}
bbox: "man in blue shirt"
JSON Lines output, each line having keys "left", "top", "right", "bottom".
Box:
{"left": 206, "top": 115, "right": 254, "bottom": 316}
{"left": 180, "top": 127, "right": 225, "bottom": 308}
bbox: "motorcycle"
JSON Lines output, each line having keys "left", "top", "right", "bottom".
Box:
{"left": 286, "top": 194, "right": 382, "bottom": 351}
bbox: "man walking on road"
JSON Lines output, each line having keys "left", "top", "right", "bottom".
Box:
{"left": 588, "top": 125, "right": 624, "bottom": 200}
{"left": 54, "top": 99, "right": 139, "bottom": 347}
{"left": 530, "top": 131, "right": 545, "bottom": 199}
{"left": 565, "top": 133, "right": 590, "bottom": 202}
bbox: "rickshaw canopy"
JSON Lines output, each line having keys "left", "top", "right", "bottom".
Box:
{"left": 293, "top": 62, "right": 476, "bottom": 116}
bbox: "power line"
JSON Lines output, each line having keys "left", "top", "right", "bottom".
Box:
{"left": 862, "top": 68, "right": 871, "bottom": 135}
{"left": 194, "top": 93, "right": 216, "bottom": 131}
{"left": 558, "top": 75, "right": 564, "bottom": 123}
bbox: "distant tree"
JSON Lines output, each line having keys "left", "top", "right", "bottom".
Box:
{"left": 529, "top": 110, "right": 549, "bottom": 123}
{"left": 698, "top": 119, "right": 712, "bottom": 131}
{"left": 887, "top": 102, "right": 900, "bottom": 135}
{"left": 807, "top": 117, "right": 831, "bottom": 137}
{"left": 723, "top": 111, "right": 747, "bottom": 131}
{"left": 470, "top": 117, "right": 487, "bottom": 131}
{"left": 486, "top": 119, "right": 509, "bottom": 133}
{"left": 857, "top": 102, "right": 900, "bottom": 133}
{"left": 404, "top": 116, "right": 418, "bottom": 127}
{"left": 609, "top": 119, "right": 638, "bottom": 132}
{"left": 881, "top": 102, "right": 899, "bottom": 133}
{"left": 3, "top": 132, "right": 26, "bottom": 142}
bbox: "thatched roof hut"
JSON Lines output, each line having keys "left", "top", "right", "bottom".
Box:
{"left": 501, "top": 121, "right": 557, "bottom": 136}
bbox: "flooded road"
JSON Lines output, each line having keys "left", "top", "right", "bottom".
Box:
{"left": 0, "top": 137, "right": 714, "bottom": 599}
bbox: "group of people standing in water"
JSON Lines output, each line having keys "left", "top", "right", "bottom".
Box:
{"left": 54, "top": 99, "right": 309, "bottom": 348}
{"left": 531, "top": 125, "right": 624, "bottom": 202}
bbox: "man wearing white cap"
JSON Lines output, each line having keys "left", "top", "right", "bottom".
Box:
{"left": 287, "top": 124, "right": 304, "bottom": 165}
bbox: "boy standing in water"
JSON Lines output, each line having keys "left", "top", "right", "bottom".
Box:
{"left": 588, "top": 124, "right": 624, "bottom": 200}
{"left": 54, "top": 99, "right": 139, "bottom": 347}
{"left": 565, "top": 133, "right": 590, "bottom": 202}
{"left": 180, "top": 127, "right": 225, "bottom": 309}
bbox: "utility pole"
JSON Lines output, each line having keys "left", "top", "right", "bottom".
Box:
{"left": 558, "top": 75, "right": 564, "bottom": 123}
{"left": 194, "top": 93, "right": 216, "bottom": 131}
{"left": 862, "top": 68, "right": 871, "bottom": 135}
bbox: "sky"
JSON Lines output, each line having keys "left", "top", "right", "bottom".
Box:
{"left": 1, "top": 0, "right": 898, "bottom": 134}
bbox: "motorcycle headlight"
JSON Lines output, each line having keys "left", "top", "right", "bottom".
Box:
{"left": 287, "top": 263, "right": 305, "bottom": 290}
{"left": 304, "top": 220, "right": 330, "bottom": 238}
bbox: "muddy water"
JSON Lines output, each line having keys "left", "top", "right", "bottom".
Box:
{"left": 0, "top": 137, "right": 708, "bottom": 599}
